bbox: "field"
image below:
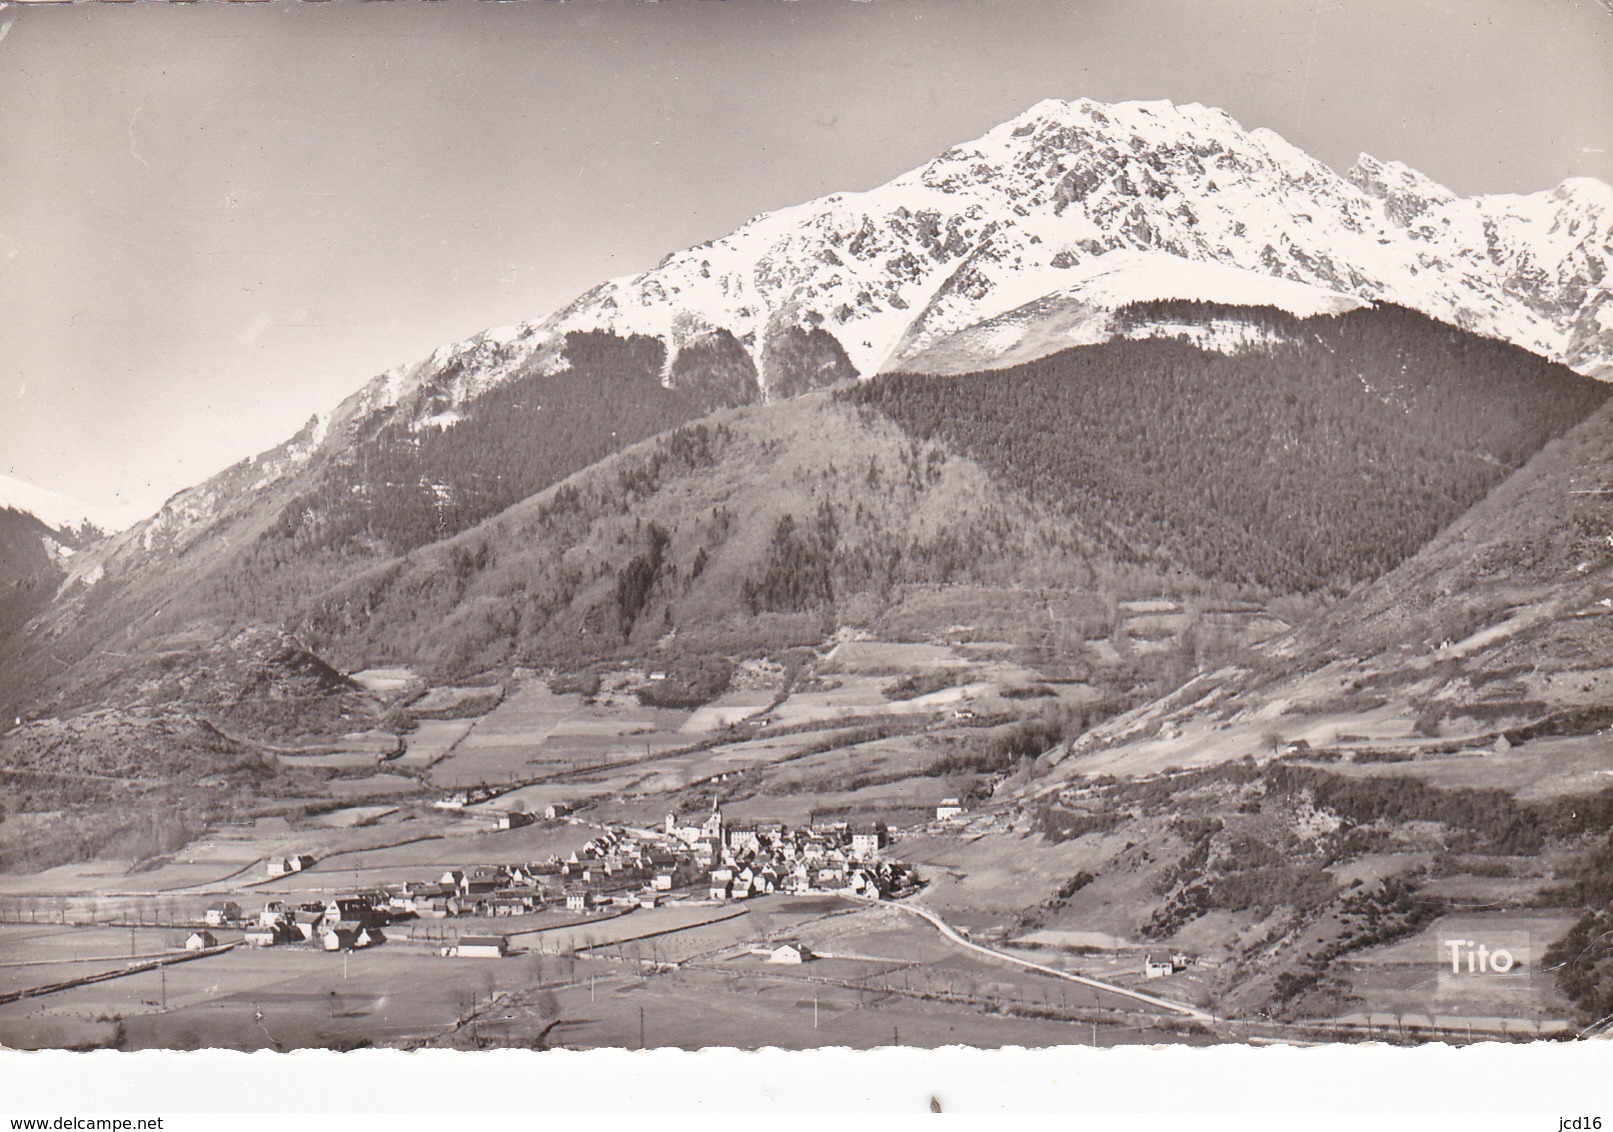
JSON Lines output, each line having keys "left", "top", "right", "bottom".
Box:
{"left": 1293, "top": 737, "right": 1613, "bottom": 801}
{"left": 425, "top": 680, "right": 693, "bottom": 788}
{"left": 1317, "top": 912, "right": 1583, "bottom": 1035}
{"left": 475, "top": 964, "right": 1206, "bottom": 1051}
{"left": 392, "top": 719, "right": 477, "bottom": 771}
{"left": 0, "top": 881, "right": 1221, "bottom": 1051}
{"left": 8, "top": 625, "right": 1597, "bottom": 1050}
{"left": 0, "top": 939, "right": 560, "bottom": 1051}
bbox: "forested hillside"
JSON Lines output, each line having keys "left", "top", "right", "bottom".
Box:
{"left": 289, "top": 394, "right": 1269, "bottom": 685}
{"left": 0, "top": 508, "right": 79, "bottom": 642}
{"left": 263, "top": 331, "right": 743, "bottom": 561}
{"left": 850, "top": 303, "right": 1608, "bottom": 592}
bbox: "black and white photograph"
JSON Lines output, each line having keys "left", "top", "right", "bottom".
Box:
{"left": 0, "top": 0, "right": 1610, "bottom": 1114}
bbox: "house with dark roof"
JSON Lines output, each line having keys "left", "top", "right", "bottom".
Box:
{"left": 205, "top": 901, "right": 243, "bottom": 927}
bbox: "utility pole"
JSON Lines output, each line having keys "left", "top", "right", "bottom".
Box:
{"left": 639, "top": 1005, "right": 646, "bottom": 1050}
{"left": 813, "top": 992, "right": 819, "bottom": 1029}
{"left": 160, "top": 964, "right": 167, "bottom": 1011}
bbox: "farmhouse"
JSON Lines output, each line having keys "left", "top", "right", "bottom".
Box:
{"left": 935, "top": 798, "right": 965, "bottom": 821}
{"left": 496, "top": 811, "right": 535, "bottom": 831}
{"left": 184, "top": 930, "right": 217, "bottom": 951}
{"left": 1143, "top": 957, "right": 1174, "bottom": 979}
{"left": 204, "top": 900, "right": 243, "bottom": 926}
{"left": 293, "top": 910, "right": 325, "bottom": 941}
{"left": 266, "top": 853, "right": 316, "bottom": 877}
{"left": 243, "top": 926, "right": 280, "bottom": 947}
{"left": 448, "top": 935, "right": 509, "bottom": 959}
{"left": 323, "top": 897, "right": 374, "bottom": 927}
{"left": 545, "top": 803, "right": 572, "bottom": 821}
{"left": 765, "top": 941, "right": 812, "bottom": 965}
{"left": 321, "top": 921, "right": 370, "bottom": 951}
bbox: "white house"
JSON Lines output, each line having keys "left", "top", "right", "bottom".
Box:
{"left": 293, "top": 910, "right": 325, "bottom": 941}
{"left": 204, "top": 901, "right": 243, "bottom": 927}
{"left": 935, "top": 798, "right": 965, "bottom": 821}
{"left": 1143, "top": 957, "right": 1174, "bottom": 979}
{"left": 765, "top": 942, "right": 812, "bottom": 965}
{"left": 449, "top": 935, "right": 509, "bottom": 959}
{"left": 850, "top": 823, "right": 888, "bottom": 859}
{"left": 322, "top": 921, "right": 365, "bottom": 951}
{"left": 184, "top": 930, "right": 217, "bottom": 952}
{"left": 267, "top": 853, "right": 317, "bottom": 876}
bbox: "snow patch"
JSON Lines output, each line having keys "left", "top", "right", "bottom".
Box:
{"left": 0, "top": 475, "right": 123, "bottom": 534}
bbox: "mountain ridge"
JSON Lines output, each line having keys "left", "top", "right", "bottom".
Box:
{"left": 87, "top": 97, "right": 1613, "bottom": 567}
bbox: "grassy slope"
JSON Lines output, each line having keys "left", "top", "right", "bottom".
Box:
{"left": 952, "top": 401, "right": 1613, "bottom": 1022}
{"left": 292, "top": 393, "right": 1251, "bottom": 677}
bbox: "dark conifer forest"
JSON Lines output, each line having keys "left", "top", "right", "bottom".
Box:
{"left": 849, "top": 303, "right": 1609, "bottom": 591}
{"left": 259, "top": 331, "right": 724, "bottom": 560}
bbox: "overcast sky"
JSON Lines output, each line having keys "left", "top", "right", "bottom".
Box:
{"left": 2, "top": 0, "right": 1609, "bottom": 526}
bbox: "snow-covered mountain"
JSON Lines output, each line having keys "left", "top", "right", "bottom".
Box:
{"left": 101, "top": 97, "right": 1613, "bottom": 567}
{"left": 482, "top": 96, "right": 1611, "bottom": 388}
{"left": 0, "top": 475, "right": 112, "bottom": 536}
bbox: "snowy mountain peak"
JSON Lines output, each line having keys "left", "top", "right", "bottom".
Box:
{"left": 284, "top": 96, "right": 1613, "bottom": 445}
{"left": 1346, "top": 153, "right": 1459, "bottom": 218}
{"left": 98, "top": 98, "right": 1613, "bottom": 564}
{"left": 0, "top": 475, "right": 118, "bottom": 535}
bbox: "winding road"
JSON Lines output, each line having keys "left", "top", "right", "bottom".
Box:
{"left": 878, "top": 897, "right": 1215, "bottom": 1022}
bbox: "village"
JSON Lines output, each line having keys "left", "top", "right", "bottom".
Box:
{"left": 217, "top": 805, "right": 923, "bottom": 960}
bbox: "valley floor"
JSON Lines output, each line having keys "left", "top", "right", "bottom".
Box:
{"left": 1, "top": 623, "right": 1604, "bottom": 1049}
